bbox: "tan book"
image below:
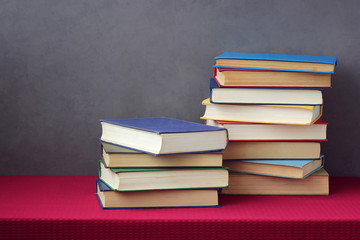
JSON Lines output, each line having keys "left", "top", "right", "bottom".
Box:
{"left": 221, "top": 168, "right": 329, "bottom": 195}
{"left": 102, "top": 149, "right": 223, "bottom": 168}
{"left": 97, "top": 179, "right": 219, "bottom": 208}
{"left": 223, "top": 157, "right": 323, "bottom": 179}
{"left": 205, "top": 119, "right": 327, "bottom": 141}
{"left": 215, "top": 68, "right": 331, "bottom": 87}
{"left": 223, "top": 141, "right": 321, "bottom": 160}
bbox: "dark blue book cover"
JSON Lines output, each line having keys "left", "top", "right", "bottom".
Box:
{"left": 100, "top": 117, "right": 225, "bottom": 134}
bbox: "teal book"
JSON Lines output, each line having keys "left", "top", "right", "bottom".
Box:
{"left": 214, "top": 52, "right": 337, "bottom": 73}
{"left": 223, "top": 156, "right": 324, "bottom": 179}
{"left": 99, "top": 160, "right": 229, "bottom": 191}
{"left": 100, "top": 117, "right": 228, "bottom": 156}
{"left": 96, "top": 178, "right": 219, "bottom": 209}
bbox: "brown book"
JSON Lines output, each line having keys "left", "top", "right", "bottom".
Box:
{"left": 221, "top": 168, "right": 329, "bottom": 195}
{"left": 215, "top": 68, "right": 331, "bottom": 87}
{"left": 223, "top": 141, "right": 321, "bottom": 160}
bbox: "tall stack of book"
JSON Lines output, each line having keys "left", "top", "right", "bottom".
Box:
{"left": 96, "top": 117, "right": 229, "bottom": 208}
{"left": 202, "top": 52, "right": 337, "bottom": 195}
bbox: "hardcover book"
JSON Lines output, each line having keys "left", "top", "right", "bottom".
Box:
{"left": 100, "top": 117, "right": 228, "bottom": 155}
{"left": 213, "top": 68, "right": 331, "bottom": 87}
{"left": 99, "top": 160, "right": 229, "bottom": 191}
{"left": 209, "top": 78, "right": 323, "bottom": 105}
{"left": 214, "top": 52, "right": 337, "bottom": 73}
{"left": 201, "top": 98, "right": 322, "bottom": 125}
{"left": 223, "top": 156, "right": 324, "bottom": 179}
{"left": 101, "top": 147, "right": 223, "bottom": 168}
{"left": 223, "top": 141, "right": 321, "bottom": 160}
{"left": 205, "top": 119, "right": 327, "bottom": 141}
{"left": 221, "top": 168, "right": 329, "bottom": 195}
{"left": 96, "top": 178, "right": 219, "bottom": 209}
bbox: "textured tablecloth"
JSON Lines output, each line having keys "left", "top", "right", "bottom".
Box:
{"left": 1, "top": 176, "right": 359, "bottom": 239}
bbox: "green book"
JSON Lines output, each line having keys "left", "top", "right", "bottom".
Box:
{"left": 99, "top": 160, "right": 229, "bottom": 191}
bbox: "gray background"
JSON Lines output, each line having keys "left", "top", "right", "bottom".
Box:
{"left": 1, "top": 0, "right": 359, "bottom": 176}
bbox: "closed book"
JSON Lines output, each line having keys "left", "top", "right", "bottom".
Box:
{"left": 209, "top": 78, "right": 323, "bottom": 105}
{"left": 214, "top": 52, "right": 337, "bottom": 73}
{"left": 100, "top": 117, "right": 228, "bottom": 156}
{"left": 221, "top": 168, "right": 329, "bottom": 195}
{"left": 223, "top": 141, "right": 321, "bottom": 160}
{"left": 99, "top": 160, "right": 229, "bottom": 191}
{"left": 96, "top": 178, "right": 219, "bottom": 209}
{"left": 101, "top": 147, "right": 223, "bottom": 168}
{"left": 213, "top": 68, "right": 331, "bottom": 88}
{"left": 201, "top": 98, "right": 322, "bottom": 125}
{"left": 223, "top": 156, "right": 324, "bottom": 179}
{"left": 205, "top": 119, "right": 327, "bottom": 141}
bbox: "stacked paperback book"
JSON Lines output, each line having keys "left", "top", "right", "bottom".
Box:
{"left": 202, "top": 52, "right": 337, "bottom": 195}
{"left": 96, "top": 117, "right": 229, "bottom": 208}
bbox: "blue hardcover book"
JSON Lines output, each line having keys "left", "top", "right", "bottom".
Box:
{"left": 223, "top": 156, "right": 324, "bottom": 179}
{"left": 214, "top": 52, "right": 337, "bottom": 73}
{"left": 209, "top": 78, "right": 323, "bottom": 106}
{"left": 96, "top": 178, "right": 220, "bottom": 209}
{"left": 99, "top": 117, "right": 228, "bottom": 156}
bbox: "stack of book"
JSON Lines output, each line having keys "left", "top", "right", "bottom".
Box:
{"left": 202, "top": 52, "right": 337, "bottom": 195}
{"left": 96, "top": 117, "right": 229, "bottom": 208}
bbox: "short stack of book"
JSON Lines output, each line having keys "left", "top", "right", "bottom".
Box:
{"left": 96, "top": 117, "right": 229, "bottom": 208}
{"left": 202, "top": 52, "right": 337, "bottom": 195}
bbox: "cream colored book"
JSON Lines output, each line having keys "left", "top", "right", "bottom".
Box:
{"left": 201, "top": 98, "right": 322, "bottom": 125}
{"left": 99, "top": 160, "right": 229, "bottom": 191}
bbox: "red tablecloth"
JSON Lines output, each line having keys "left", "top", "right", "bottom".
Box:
{"left": 0, "top": 176, "right": 359, "bottom": 239}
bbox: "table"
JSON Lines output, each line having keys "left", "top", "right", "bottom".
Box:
{"left": 1, "top": 176, "right": 359, "bottom": 239}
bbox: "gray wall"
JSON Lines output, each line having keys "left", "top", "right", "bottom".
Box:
{"left": 1, "top": 0, "right": 359, "bottom": 176}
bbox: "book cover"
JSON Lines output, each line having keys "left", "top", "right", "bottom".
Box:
{"left": 215, "top": 52, "right": 337, "bottom": 64}
{"left": 100, "top": 117, "right": 226, "bottom": 134}
{"left": 214, "top": 52, "right": 337, "bottom": 73}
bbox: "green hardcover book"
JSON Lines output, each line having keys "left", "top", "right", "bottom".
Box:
{"left": 99, "top": 160, "right": 229, "bottom": 191}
